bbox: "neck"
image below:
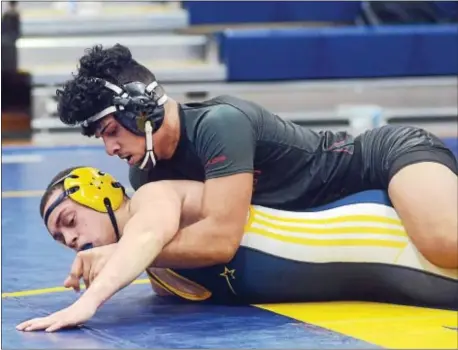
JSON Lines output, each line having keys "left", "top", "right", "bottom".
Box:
{"left": 153, "top": 99, "right": 181, "bottom": 160}
{"left": 113, "top": 199, "right": 133, "bottom": 238}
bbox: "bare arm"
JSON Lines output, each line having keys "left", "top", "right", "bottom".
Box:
{"left": 77, "top": 182, "right": 182, "bottom": 308}
{"left": 153, "top": 106, "right": 256, "bottom": 268}
{"left": 154, "top": 173, "right": 253, "bottom": 268}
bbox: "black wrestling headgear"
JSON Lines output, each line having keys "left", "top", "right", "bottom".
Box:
{"left": 81, "top": 79, "right": 168, "bottom": 169}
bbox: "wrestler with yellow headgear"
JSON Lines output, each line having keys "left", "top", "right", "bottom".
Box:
{"left": 17, "top": 166, "right": 457, "bottom": 332}
{"left": 42, "top": 166, "right": 126, "bottom": 252}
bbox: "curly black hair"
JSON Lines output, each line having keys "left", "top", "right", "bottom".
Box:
{"left": 56, "top": 74, "right": 114, "bottom": 136}
{"left": 56, "top": 44, "right": 156, "bottom": 135}
{"left": 78, "top": 44, "right": 156, "bottom": 85}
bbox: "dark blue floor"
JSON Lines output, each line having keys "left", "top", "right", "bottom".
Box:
{"left": 3, "top": 288, "right": 377, "bottom": 349}
{"left": 2, "top": 138, "right": 457, "bottom": 349}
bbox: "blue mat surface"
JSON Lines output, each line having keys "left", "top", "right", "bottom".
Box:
{"left": 2, "top": 146, "right": 378, "bottom": 349}
{"left": 2, "top": 137, "right": 457, "bottom": 348}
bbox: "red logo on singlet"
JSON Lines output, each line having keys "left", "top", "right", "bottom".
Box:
{"left": 206, "top": 155, "right": 227, "bottom": 167}
{"left": 327, "top": 139, "right": 353, "bottom": 154}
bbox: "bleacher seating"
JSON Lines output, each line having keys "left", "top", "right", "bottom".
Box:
{"left": 13, "top": 0, "right": 457, "bottom": 139}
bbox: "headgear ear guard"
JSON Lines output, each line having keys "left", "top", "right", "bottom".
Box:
{"left": 81, "top": 79, "right": 168, "bottom": 169}
{"left": 44, "top": 167, "right": 126, "bottom": 247}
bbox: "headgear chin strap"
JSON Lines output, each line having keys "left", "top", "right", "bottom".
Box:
{"left": 44, "top": 167, "right": 126, "bottom": 245}
{"left": 81, "top": 79, "right": 168, "bottom": 169}
{"left": 139, "top": 120, "right": 156, "bottom": 169}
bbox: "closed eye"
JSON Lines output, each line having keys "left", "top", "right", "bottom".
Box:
{"left": 53, "top": 232, "right": 65, "bottom": 245}
{"left": 106, "top": 126, "right": 118, "bottom": 137}
{"left": 65, "top": 214, "right": 76, "bottom": 228}
{"left": 59, "top": 211, "right": 76, "bottom": 229}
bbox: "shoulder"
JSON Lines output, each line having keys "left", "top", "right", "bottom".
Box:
{"left": 129, "top": 180, "right": 202, "bottom": 211}
{"left": 199, "top": 101, "right": 253, "bottom": 131}
{"left": 129, "top": 181, "right": 177, "bottom": 211}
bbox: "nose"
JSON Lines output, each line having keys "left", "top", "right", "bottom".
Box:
{"left": 103, "top": 137, "right": 120, "bottom": 156}
{"left": 64, "top": 230, "right": 79, "bottom": 250}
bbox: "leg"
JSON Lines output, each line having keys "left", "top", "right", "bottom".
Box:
{"left": 357, "top": 125, "right": 458, "bottom": 269}
{"left": 388, "top": 162, "right": 458, "bottom": 269}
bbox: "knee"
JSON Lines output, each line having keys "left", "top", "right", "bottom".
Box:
{"left": 419, "top": 219, "right": 458, "bottom": 269}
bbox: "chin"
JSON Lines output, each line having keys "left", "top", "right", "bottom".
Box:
{"left": 134, "top": 153, "right": 144, "bottom": 163}
{"left": 133, "top": 157, "right": 145, "bottom": 167}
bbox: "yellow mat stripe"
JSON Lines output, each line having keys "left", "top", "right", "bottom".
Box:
{"left": 256, "top": 302, "right": 458, "bottom": 349}
{"left": 2, "top": 278, "right": 151, "bottom": 298}
{"left": 2, "top": 190, "right": 46, "bottom": 198}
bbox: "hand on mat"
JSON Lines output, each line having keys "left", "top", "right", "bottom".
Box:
{"left": 16, "top": 298, "right": 97, "bottom": 332}
{"left": 64, "top": 244, "right": 117, "bottom": 291}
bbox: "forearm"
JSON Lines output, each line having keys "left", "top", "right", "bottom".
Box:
{"left": 153, "top": 218, "right": 238, "bottom": 269}
{"left": 79, "top": 233, "right": 164, "bottom": 308}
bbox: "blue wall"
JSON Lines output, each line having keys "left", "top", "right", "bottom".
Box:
{"left": 219, "top": 24, "right": 458, "bottom": 81}
{"left": 183, "top": 1, "right": 362, "bottom": 25}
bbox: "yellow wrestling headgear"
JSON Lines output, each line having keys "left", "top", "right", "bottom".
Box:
{"left": 61, "top": 167, "right": 124, "bottom": 213}
{"left": 44, "top": 167, "right": 126, "bottom": 245}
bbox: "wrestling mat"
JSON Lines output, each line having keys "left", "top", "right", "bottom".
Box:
{"left": 2, "top": 140, "right": 458, "bottom": 349}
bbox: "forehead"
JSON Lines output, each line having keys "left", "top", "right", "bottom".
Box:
{"left": 99, "top": 115, "right": 115, "bottom": 127}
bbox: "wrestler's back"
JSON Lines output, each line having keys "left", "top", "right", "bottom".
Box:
{"left": 130, "top": 95, "right": 359, "bottom": 210}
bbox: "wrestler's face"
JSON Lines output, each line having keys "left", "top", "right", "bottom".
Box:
{"left": 95, "top": 115, "right": 146, "bottom": 166}
{"left": 44, "top": 188, "right": 118, "bottom": 252}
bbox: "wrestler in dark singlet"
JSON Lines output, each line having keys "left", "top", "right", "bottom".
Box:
{"left": 130, "top": 95, "right": 457, "bottom": 209}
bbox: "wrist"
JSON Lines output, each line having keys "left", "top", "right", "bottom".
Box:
{"left": 76, "top": 290, "right": 104, "bottom": 311}
{"left": 79, "top": 277, "right": 116, "bottom": 309}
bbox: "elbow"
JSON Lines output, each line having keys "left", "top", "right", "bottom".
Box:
{"left": 214, "top": 226, "right": 242, "bottom": 264}
{"left": 216, "top": 243, "right": 237, "bottom": 264}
